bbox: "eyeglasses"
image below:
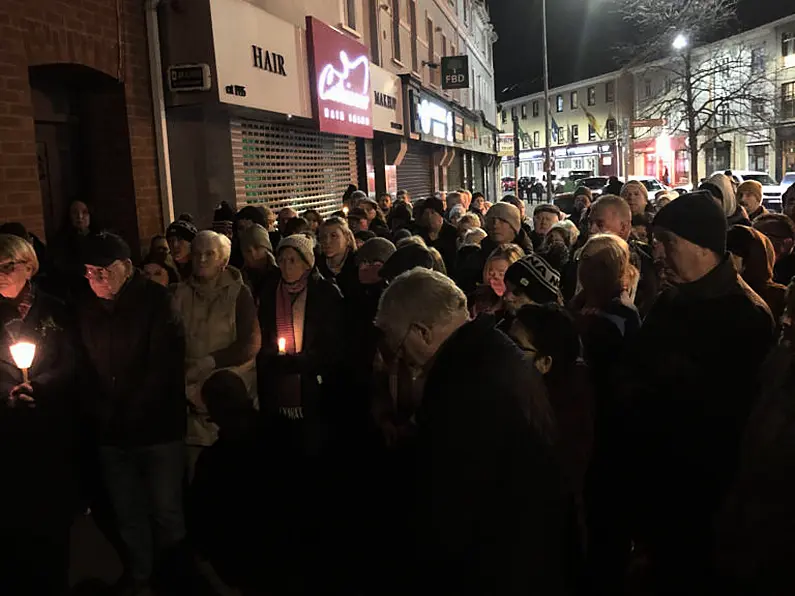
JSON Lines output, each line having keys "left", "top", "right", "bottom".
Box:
{"left": 85, "top": 264, "right": 118, "bottom": 281}
{"left": 0, "top": 261, "right": 23, "bottom": 274}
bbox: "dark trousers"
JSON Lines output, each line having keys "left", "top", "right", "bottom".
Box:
{"left": 0, "top": 523, "right": 71, "bottom": 596}
{"left": 99, "top": 441, "right": 186, "bottom": 582}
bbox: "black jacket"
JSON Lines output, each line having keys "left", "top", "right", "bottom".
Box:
{"left": 419, "top": 221, "right": 458, "bottom": 274}
{"left": 317, "top": 252, "right": 360, "bottom": 300}
{"left": 0, "top": 287, "right": 78, "bottom": 529}
{"left": 77, "top": 272, "right": 187, "bottom": 447}
{"left": 257, "top": 270, "right": 345, "bottom": 418}
{"left": 454, "top": 230, "right": 534, "bottom": 295}
{"left": 623, "top": 259, "right": 775, "bottom": 570}
{"left": 412, "top": 316, "right": 568, "bottom": 594}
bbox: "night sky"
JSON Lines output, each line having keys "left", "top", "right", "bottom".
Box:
{"left": 487, "top": 0, "right": 791, "bottom": 101}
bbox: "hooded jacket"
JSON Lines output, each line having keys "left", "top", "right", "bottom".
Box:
{"left": 704, "top": 173, "right": 751, "bottom": 227}
{"left": 728, "top": 226, "right": 787, "bottom": 323}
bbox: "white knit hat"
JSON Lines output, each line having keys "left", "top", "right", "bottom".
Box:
{"left": 277, "top": 234, "right": 316, "bottom": 269}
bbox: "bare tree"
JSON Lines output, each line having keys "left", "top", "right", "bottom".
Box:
{"left": 614, "top": 0, "right": 780, "bottom": 185}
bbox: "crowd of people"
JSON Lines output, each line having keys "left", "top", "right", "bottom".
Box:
{"left": 2, "top": 175, "right": 795, "bottom": 596}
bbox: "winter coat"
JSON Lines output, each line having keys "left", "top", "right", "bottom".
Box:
{"left": 317, "top": 251, "right": 360, "bottom": 300}
{"left": 629, "top": 239, "right": 660, "bottom": 318}
{"left": 172, "top": 267, "right": 260, "bottom": 447}
{"left": 453, "top": 231, "right": 533, "bottom": 295}
{"left": 714, "top": 346, "right": 795, "bottom": 593}
{"left": 77, "top": 271, "right": 187, "bottom": 447}
{"left": 774, "top": 252, "right": 795, "bottom": 286}
{"left": 411, "top": 315, "right": 569, "bottom": 595}
{"left": 733, "top": 226, "right": 787, "bottom": 324}
{"left": 622, "top": 258, "right": 774, "bottom": 581}
{"left": 0, "top": 287, "right": 78, "bottom": 529}
{"left": 419, "top": 221, "right": 458, "bottom": 274}
{"left": 257, "top": 269, "right": 344, "bottom": 420}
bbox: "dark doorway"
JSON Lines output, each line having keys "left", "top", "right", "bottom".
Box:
{"left": 29, "top": 65, "right": 141, "bottom": 255}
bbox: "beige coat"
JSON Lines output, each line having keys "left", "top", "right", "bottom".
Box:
{"left": 173, "top": 267, "right": 257, "bottom": 447}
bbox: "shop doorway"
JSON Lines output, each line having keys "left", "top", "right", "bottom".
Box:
{"left": 29, "top": 64, "right": 140, "bottom": 252}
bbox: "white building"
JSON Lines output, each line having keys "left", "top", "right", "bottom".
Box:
{"left": 158, "top": 0, "right": 500, "bottom": 223}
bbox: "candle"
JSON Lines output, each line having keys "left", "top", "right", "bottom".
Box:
{"left": 278, "top": 337, "right": 286, "bottom": 355}
{"left": 342, "top": 206, "right": 349, "bottom": 216}
{"left": 10, "top": 342, "right": 36, "bottom": 384}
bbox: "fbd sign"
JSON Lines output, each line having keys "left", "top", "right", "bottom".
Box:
{"left": 441, "top": 55, "right": 469, "bottom": 90}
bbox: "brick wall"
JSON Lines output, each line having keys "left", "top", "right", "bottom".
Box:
{"left": 0, "top": 0, "right": 162, "bottom": 247}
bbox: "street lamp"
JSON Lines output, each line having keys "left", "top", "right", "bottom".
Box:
{"left": 672, "top": 34, "right": 688, "bottom": 51}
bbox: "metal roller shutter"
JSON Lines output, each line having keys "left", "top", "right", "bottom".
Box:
{"left": 397, "top": 142, "right": 434, "bottom": 200}
{"left": 473, "top": 154, "right": 486, "bottom": 194}
{"left": 231, "top": 119, "right": 356, "bottom": 216}
{"left": 447, "top": 151, "right": 464, "bottom": 190}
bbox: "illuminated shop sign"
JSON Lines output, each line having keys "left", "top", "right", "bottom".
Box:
{"left": 416, "top": 98, "right": 453, "bottom": 143}
{"left": 306, "top": 17, "right": 373, "bottom": 138}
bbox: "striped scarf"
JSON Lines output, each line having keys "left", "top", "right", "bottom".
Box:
{"left": 274, "top": 273, "right": 309, "bottom": 419}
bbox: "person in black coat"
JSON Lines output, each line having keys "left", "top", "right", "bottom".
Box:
{"left": 317, "top": 216, "right": 360, "bottom": 299}
{"left": 0, "top": 234, "right": 77, "bottom": 596}
{"left": 375, "top": 268, "right": 569, "bottom": 595}
{"left": 257, "top": 234, "right": 346, "bottom": 593}
{"left": 417, "top": 196, "right": 458, "bottom": 274}
{"left": 622, "top": 194, "right": 775, "bottom": 594}
{"left": 77, "top": 232, "right": 187, "bottom": 595}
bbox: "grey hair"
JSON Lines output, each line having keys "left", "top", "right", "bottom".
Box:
{"left": 193, "top": 230, "right": 232, "bottom": 265}
{"left": 376, "top": 267, "right": 467, "bottom": 339}
{"left": 239, "top": 223, "right": 273, "bottom": 252}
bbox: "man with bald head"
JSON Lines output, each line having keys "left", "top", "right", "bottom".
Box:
{"left": 587, "top": 194, "right": 659, "bottom": 317}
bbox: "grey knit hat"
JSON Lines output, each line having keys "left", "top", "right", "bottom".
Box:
{"left": 485, "top": 202, "right": 522, "bottom": 235}
{"left": 277, "top": 234, "right": 315, "bottom": 269}
{"left": 357, "top": 237, "right": 396, "bottom": 264}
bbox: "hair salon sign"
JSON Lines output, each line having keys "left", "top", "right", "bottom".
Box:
{"left": 306, "top": 17, "right": 373, "bottom": 138}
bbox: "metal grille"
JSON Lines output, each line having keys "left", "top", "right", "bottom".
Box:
{"left": 397, "top": 142, "right": 434, "bottom": 200}
{"left": 231, "top": 119, "right": 356, "bottom": 216}
{"left": 447, "top": 152, "right": 464, "bottom": 190}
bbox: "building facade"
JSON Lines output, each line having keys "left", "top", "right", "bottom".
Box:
{"left": 498, "top": 71, "right": 634, "bottom": 184}
{"left": 159, "top": 0, "right": 499, "bottom": 224}
{"left": 631, "top": 14, "right": 795, "bottom": 185}
{"left": 0, "top": 0, "right": 163, "bottom": 254}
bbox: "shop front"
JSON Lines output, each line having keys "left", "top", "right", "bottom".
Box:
{"left": 161, "top": 0, "right": 364, "bottom": 223}
{"left": 633, "top": 135, "right": 689, "bottom": 186}
{"left": 776, "top": 125, "right": 795, "bottom": 180}
{"left": 363, "top": 64, "right": 404, "bottom": 198}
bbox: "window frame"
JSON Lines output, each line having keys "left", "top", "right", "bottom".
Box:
{"left": 606, "top": 81, "right": 615, "bottom": 103}
{"left": 570, "top": 91, "right": 578, "bottom": 110}
{"left": 571, "top": 124, "right": 579, "bottom": 143}
{"left": 344, "top": 0, "right": 357, "bottom": 31}
{"left": 426, "top": 16, "right": 436, "bottom": 86}
{"left": 392, "top": 0, "right": 402, "bottom": 63}
{"left": 783, "top": 82, "right": 795, "bottom": 119}
{"left": 783, "top": 32, "right": 795, "bottom": 58}
{"left": 556, "top": 94, "right": 563, "bottom": 113}
{"left": 533, "top": 131, "right": 540, "bottom": 147}
{"left": 587, "top": 86, "right": 596, "bottom": 106}
{"left": 409, "top": 0, "right": 418, "bottom": 72}
{"left": 532, "top": 100, "right": 539, "bottom": 117}
{"left": 588, "top": 123, "right": 596, "bottom": 141}
{"left": 521, "top": 104, "right": 527, "bottom": 119}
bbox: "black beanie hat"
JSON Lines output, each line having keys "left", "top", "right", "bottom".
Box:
{"left": 213, "top": 201, "right": 236, "bottom": 223}
{"left": 166, "top": 218, "right": 198, "bottom": 243}
{"left": 653, "top": 191, "right": 727, "bottom": 256}
{"left": 504, "top": 253, "right": 561, "bottom": 304}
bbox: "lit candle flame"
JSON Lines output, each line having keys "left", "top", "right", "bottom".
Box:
{"left": 10, "top": 342, "right": 36, "bottom": 371}
{"left": 343, "top": 206, "right": 349, "bottom": 216}
{"left": 278, "top": 337, "right": 286, "bottom": 354}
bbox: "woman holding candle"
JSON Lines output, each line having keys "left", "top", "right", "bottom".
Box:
{"left": 172, "top": 230, "right": 261, "bottom": 480}
{"left": 0, "top": 233, "right": 77, "bottom": 595}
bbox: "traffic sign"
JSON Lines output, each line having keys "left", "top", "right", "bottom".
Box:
{"left": 441, "top": 56, "right": 470, "bottom": 90}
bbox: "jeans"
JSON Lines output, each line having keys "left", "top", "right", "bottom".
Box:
{"left": 99, "top": 441, "right": 186, "bottom": 581}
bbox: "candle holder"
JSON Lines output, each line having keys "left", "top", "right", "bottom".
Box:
{"left": 10, "top": 342, "right": 36, "bottom": 384}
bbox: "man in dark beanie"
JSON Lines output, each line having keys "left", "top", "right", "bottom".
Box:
{"left": 417, "top": 196, "right": 458, "bottom": 274}
{"left": 615, "top": 191, "right": 775, "bottom": 594}
{"left": 213, "top": 201, "right": 236, "bottom": 239}
{"left": 503, "top": 253, "right": 563, "bottom": 314}
{"left": 166, "top": 216, "right": 198, "bottom": 280}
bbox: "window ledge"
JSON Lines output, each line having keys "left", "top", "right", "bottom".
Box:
{"left": 392, "top": 58, "right": 406, "bottom": 68}
{"left": 339, "top": 24, "right": 362, "bottom": 39}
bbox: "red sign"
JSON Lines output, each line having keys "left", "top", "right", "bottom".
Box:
{"left": 306, "top": 17, "right": 373, "bottom": 139}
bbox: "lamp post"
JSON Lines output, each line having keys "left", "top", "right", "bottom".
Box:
{"left": 672, "top": 33, "right": 698, "bottom": 187}
{"left": 542, "top": 0, "right": 552, "bottom": 203}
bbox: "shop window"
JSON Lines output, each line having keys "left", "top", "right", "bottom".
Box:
{"left": 521, "top": 104, "right": 527, "bottom": 119}
{"left": 556, "top": 95, "right": 563, "bottom": 112}
{"left": 783, "top": 82, "right": 795, "bottom": 120}
{"left": 558, "top": 127, "right": 566, "bottom": 144}
{"left": 571, "top": 124, "right": 579, "bottom": 143}
{"left": 533, "top": 131, "right": 539, "bottom": 147}
{"left": 570, "top": 91, "right": 578, "bottom": 110}
{"left": 393, "top": 0, "right": 402, "bottom": 62}
{"left": 588, "top": 123, "right": 596, "bottom": 141}
{"left": 606, "top": 81, "right": 615, "bottom": 103}
{"left": 748, "top": 145, "right": 768, "bottom": 172}
{"left": 573, "top": 158, "right": 584, "bottom": 169}
{"left": 532, "top": 100, "right": 539, "bottom": 117}
{"left": 587, "top": 86, "right": 596, "bottom": 106}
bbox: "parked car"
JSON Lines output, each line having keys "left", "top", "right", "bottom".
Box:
{"left": 501, "top": 177, "right": 516, "bottom": 192}
{"left": 627, "top": 175, "right": 671, "bottom": 195}
{"left": 712, "top": 170, "right": 785, "bottom": 212}
{"left": 576, "top": 176, "right": 610, "bottom": 198}
{"left": 781, "top": 171, "right": 795, "bottom": 188}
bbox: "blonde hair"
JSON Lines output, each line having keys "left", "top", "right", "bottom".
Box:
{"left": 320, "top": 216, "right": 356, "bottom": 253}
{"left": 397, "top": 235, "right": 427, "bottom": 249}
{"left": 577, "top": 233, "right": 638, "bottom": 306}
{"left": 0, "top": 234, "right": 39, "bottom": 276}
{"left": 462, "top": 227, "right": 487, "bottom": 246}
{"left": 620, "top": 180, "right": 649, "bottom": 202}
{"left": 482, "top": 243, "right": 524, "bottom": 285}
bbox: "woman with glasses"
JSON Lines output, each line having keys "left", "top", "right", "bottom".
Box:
{"left": 0, "top": 233, "right": 77, "bottom": 595}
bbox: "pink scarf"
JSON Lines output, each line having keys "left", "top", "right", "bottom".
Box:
{"left": 274, "top": 273, "right": 309, "bottom": 419}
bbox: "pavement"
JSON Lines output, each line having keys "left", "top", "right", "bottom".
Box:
{"left": 69, "top": 513, "right": 123, "bottom": 593}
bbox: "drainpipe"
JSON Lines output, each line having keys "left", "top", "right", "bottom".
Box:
{"left": 145, "top": 0, "right": 175, "bottom": 228}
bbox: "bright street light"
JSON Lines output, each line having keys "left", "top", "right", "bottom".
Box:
{"left": 672, "top": 34, "right": 688, "bottom": 50}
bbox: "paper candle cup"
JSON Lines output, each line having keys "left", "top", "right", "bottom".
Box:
{"left": 278, "top": 337, "right": 286, "bottom": 354}
{"left": 10, "top": 342, "right": 36, "bottom": 370}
